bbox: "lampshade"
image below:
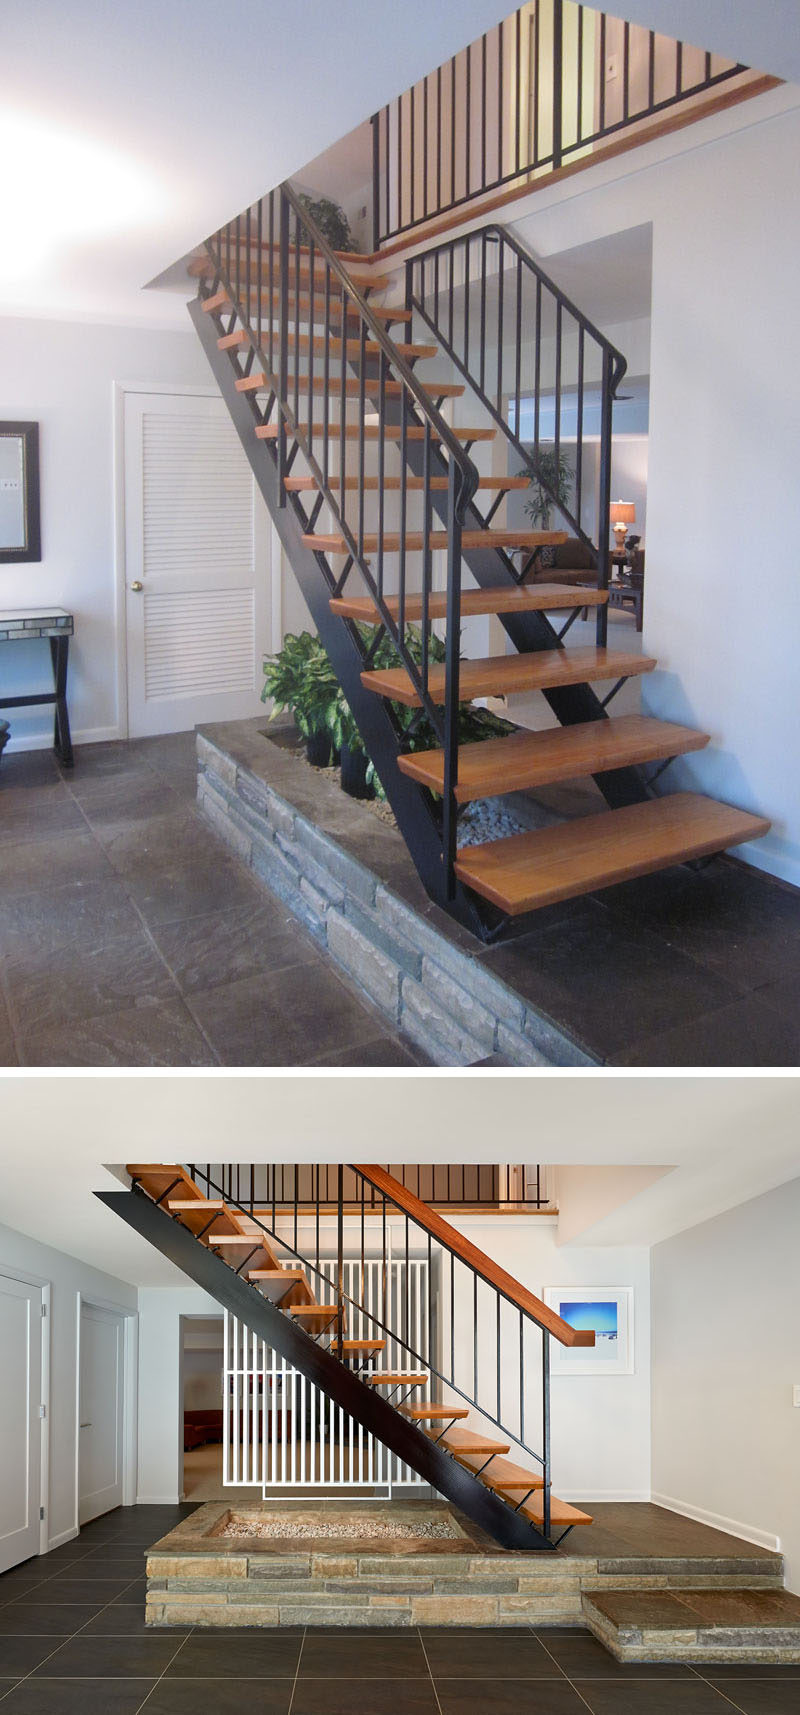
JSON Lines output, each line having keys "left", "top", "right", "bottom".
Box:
{"left": 609, "top": 501, "right": 636, "bottom": 525}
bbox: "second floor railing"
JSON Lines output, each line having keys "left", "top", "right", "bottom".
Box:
{"left": 186, "top": 1163, "right": 552, "bottom": 1211}
{"left": 372, "top": 0, "right": 747, "bottom": 244}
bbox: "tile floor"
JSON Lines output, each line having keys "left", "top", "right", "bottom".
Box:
{"left": 0, "top": 737, "right": 427, "bottom": 1067}
{"left": 0, "top": 1508, "right": 797, "bottom": 1714}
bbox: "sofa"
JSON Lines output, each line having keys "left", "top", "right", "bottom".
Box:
{"left": 522, "top": 536, "right": 597, "bottom": 585}
{"left": 183, "top": 1409, "right": 223, "bottom": 1451}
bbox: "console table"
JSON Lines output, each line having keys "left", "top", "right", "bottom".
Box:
{"left": 0, "top": 608, "right": 74, "bottom": 765}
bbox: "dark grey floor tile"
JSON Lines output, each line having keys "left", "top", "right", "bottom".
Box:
{"left": 310, "top": 1033, "right": 425, "bottom": 1066}
{"left": 574, "top": 1682, "right": 740, "bottom": 1713}
{"left": 3, "top": 932, "right": 178, "bottom": 1034}
{"left": 300, "top": 1632, "right": 429, "bottom": 1677}
{"left": 165, "top": 1633, "right": 302, "bottom": 1677}
{"left": 141, "top": 1679, "right": 294, "bottom": 1714}
{"left": 0, "top": 1603, "right": 103, "bottom": 1635}
{"left": 0, "top": 1680, "right": 158, "bottom": 1712}
{"left": 98, "top": 807, "right": 209, "bottom": 876}
{"left": 0, "top": 987, "right": 16, "bottom": 1063}
{"left": 0, "top": 877, "right": 144, "bottom": 956}
{"left": 597, "top": 860, "right": 800, "bottom": 994}
{"left": 0, "top": 832, "right": 113, "bottom": 898}
{"left": 701, "top": 1680, "right": 800, "bottom": 1710}
{"left": 423, "top": 1630, "right": 562, "bottom": 1679}
{"left": 188, "top": 960, "right": 383, "bottom": 1066}
{"left": 125, "top": 853, "right": 263, "bottom": 929}
{"left": 79, "top": 778, "right": 186, "bottom": 832}
{"left": 63, "top": 740, "right": 156, "bottom": 781}
{"left": 753, "top": 967, "right": 800, "bottom": 1023}
{"left": 148, "top": 898, "right": 316, "bottom": 995}
{"left": 704, "top": 1667, "right": 800, "bottom": 1680}
{"left": 79, "top": 1607, "right": 178, "bottom": 1638}
{"left": 0, "top": 786, "right": 86, "bottom": 847}
{"left": 19, "top": 998, "right": 217, "bottom": 1067}
{"left": 48, "top": 1559, "right": 145, "bottom": 1581}
{"left": 22, "top": 1580, "right": 137, "bottom": 1605}
{"left": 1, "top": 752, "right": 60, "bottom": 792}
{"left": 0, "top": 1638, "right": 64, "bottom": 1676}
{"left": 291, "top": 1683, "right": 439, "bottom": 1715}
{"left": 33, "top": 1633, "right": 182, "bottom": 1676}
{"left": 480, "top": 900, "right": 740, "bottom": 1061}
{"left": 434, "top": 1683, "right": 587, "bottom": 1715}
{"left": 609, "top": 992, "right": 800, "bottom": 1066}
{"left": 534, "top": 1633, "right": 694, "bottom": 1680}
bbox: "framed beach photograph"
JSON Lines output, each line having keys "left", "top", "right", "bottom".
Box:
{"left": 544, "top": 1286, "right": 634, "bottom": 1376}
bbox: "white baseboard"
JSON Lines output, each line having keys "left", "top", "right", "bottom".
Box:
{"left": 5, "top": 725, "right": 122, "bottom": 754}
{"left": 651, "top": 1491, "right": 781, "bottom": 1554}
{"left": 47, "top": 1526, "right": 80, "bottom": 1552}
{"left": 135, "top": 1494, "right": 180, "bottom": 1506}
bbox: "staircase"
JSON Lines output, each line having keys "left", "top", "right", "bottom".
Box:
{"left": 189, "top": 183, "right": 769, "bottom": 939}
{"left": 99, "top": 1162, "right": 596, "bottom": 1549}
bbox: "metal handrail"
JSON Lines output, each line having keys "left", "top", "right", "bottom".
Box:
{"left": 406, "top": 219, "right": 628, "bottom": 646}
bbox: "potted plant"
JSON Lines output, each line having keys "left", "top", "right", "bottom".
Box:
{"left": 521, "top": 445, "right": 574, "bottom": 530}
{"left": 262, "top": 632, "right": 340, "bottom": 766}
{"left": 296, "top": 193, "right": 357, "bottom": 254}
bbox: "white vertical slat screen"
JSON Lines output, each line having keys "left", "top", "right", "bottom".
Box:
{"left": 141, "top": 409, "right": 256, "bottom": 702}
{"left": 223, "top": 1259, "right": 432, "bottom": 1496}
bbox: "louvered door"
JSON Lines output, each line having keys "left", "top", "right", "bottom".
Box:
{"left": 123, "top": 390, "right": 268, "bottom": 736}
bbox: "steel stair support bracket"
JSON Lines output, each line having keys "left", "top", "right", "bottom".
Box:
{"left": 97, "top": 1188, "right": 551, "bottom": 1551}
{"left": 188, "top": 295, "right": 487, "bottom": 934}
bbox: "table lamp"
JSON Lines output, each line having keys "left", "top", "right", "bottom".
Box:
{"left": 610, "top": 500, "right": 636, "bottom": 551}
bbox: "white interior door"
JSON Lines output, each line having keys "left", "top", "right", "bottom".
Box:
{"left": 78, "top": 1304, "right": 124, "bottom": 1525}
{"left": 123, "top": 389, "right": 269, "bottom": 736}
{"left": 0, "top": 1275, "right": 43, "bottom": 1573}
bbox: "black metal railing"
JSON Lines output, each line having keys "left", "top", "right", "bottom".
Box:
{"left": 407, "top": 222, "right": 626, "bottom": 646}
{"left": 372, "top": 0, "right": 746, "bottom": 244}
{"left": 178, "top": 1161, "right": 577, "bottom": 1542}
{"left": 202, "top": 183, "right": 481, "bottom": 892}
{"left": 186, "top": 1163, "right": 551, "bottom": 1210}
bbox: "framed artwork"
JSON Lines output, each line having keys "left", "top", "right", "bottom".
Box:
{"left": 0, "top": 422, "right": 41, "bottom": 563}
{"left": 543, "top": 1286, "right": 634, "bottom": 1376}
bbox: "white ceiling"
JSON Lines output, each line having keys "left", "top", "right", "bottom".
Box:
{"left": 0, "top": 0, "right": 510, "bottom": 326}
{"left": 0, "top": 1075, "right": 797, "bottom": 1287}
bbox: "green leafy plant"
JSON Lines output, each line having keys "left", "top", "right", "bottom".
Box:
{"left": 297, "top": 193, "right": 356, "bottom": 254}
{"left": 521, "top": 445, "right": 574, "bottom": 530}
{"left": 261, "top": 632, "right": 339, "bottom": 743}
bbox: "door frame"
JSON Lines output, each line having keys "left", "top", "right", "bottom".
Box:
{"left": 74, "top": 1294, "right": 138, "bottom": 1527}
{"left": 0, "top": 1266, "right": 50, "bottom": 1557}
{"left": 112, "top": 380, "right": 275, "bottom": 742}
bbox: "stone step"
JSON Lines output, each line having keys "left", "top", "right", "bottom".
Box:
{"left": 583, "top": 1586, "right": 800, "bottom": 1663}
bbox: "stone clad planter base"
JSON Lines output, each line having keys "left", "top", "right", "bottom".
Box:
{"left": 196, "top": 720, "right": 594, "bottom": 1068}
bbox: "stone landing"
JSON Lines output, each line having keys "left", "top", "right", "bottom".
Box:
{"left": 583, "top": 1587, "right": 800, "bottom": 1663}
{"left": 145, "top": 1502, "right": 786, "bottom": 1650}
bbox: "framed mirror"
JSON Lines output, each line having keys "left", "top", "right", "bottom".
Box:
{"left": 0, "top": 422, "right": 41, "bottom": 563}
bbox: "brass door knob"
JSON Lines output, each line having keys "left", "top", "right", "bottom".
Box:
{"left": 130, "top": 580, "right": 143, "bottom": 592}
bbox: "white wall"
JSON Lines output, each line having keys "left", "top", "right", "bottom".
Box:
{"left": 183, "top": 1335, "right": 225, "bottom": 1412}
{"left": 0, "top": 315, "right": 212, "bottom": 750}
{"left": 0, "top": 1219, "right": 137, "bottom": 1549}
{"left": 443, "top": 1215, "right": 651, "bottom": 1501}
{"left": 137, "top": 1286, "right": 222, "bottom": 1503}
{"left": 509, "top": 89, "right": 800, "bottom": 884}
{"left": 652, "top": 1177, "right": 800, "bottom": 1591}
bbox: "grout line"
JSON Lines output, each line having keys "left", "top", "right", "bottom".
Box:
{"left": 531, "top": 1629, "right": 595, "bottom": 1713}
{"left": 417, "top": 1626, "right": 443, "bottom": 1714}
{"left": 286, "top": 1623, "right": 307, "bottom": 1714}
{"left": 133, "top": 1622, "right": 197, "bottom": 1715}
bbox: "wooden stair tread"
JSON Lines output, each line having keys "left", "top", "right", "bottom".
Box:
{"left": 455, "top": 791, "right": 771, "bottom": 915}
{"left": 207, "top": 1233, "right": 269, "bottom": 1245}
{"left": 361, "top": 646, "right": 657, "bottom": 707}
{"left": 192, "top": 256, "right": 386, "bottom": 289}
{"left": 455, "top": 1452, "right": 545, "bottom": 1492}
{"left": 308, "top": 531, "right": 566, "bottom": 554}
{"left": 288, "top": 1304, "right": 338, "bottom": 1327}
{"left": 432, "top": 1425, "right": 511, "bottom": 1455}
{"left": 331, "top": 585, "right": 605, "bottom": 624}
{"left": 399, "top": 1404, "right": 470, "bottom": 1421}
{"left": 518, "top": 1492, "right": 594, "bottom": 1528}
{"left": 256, "top": 422, "right": 495, "bottom": 444}
{"left": 366, "top": 1373, "right": 428, "bottom": 1385}
{"left": 285, "top": 474, "right": 530, "bottom": 493}
{"left": 330, "top": 1338, "right": 386, "bottom": 1353}
{"left": 397, "top": 714, "right": 710, "bottom": 802}
{"left": 167, "top": 1198, "right": 226, "bottom": 1210}
{"left": 249, "top": 374, "right": 464, "bottom": 401}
